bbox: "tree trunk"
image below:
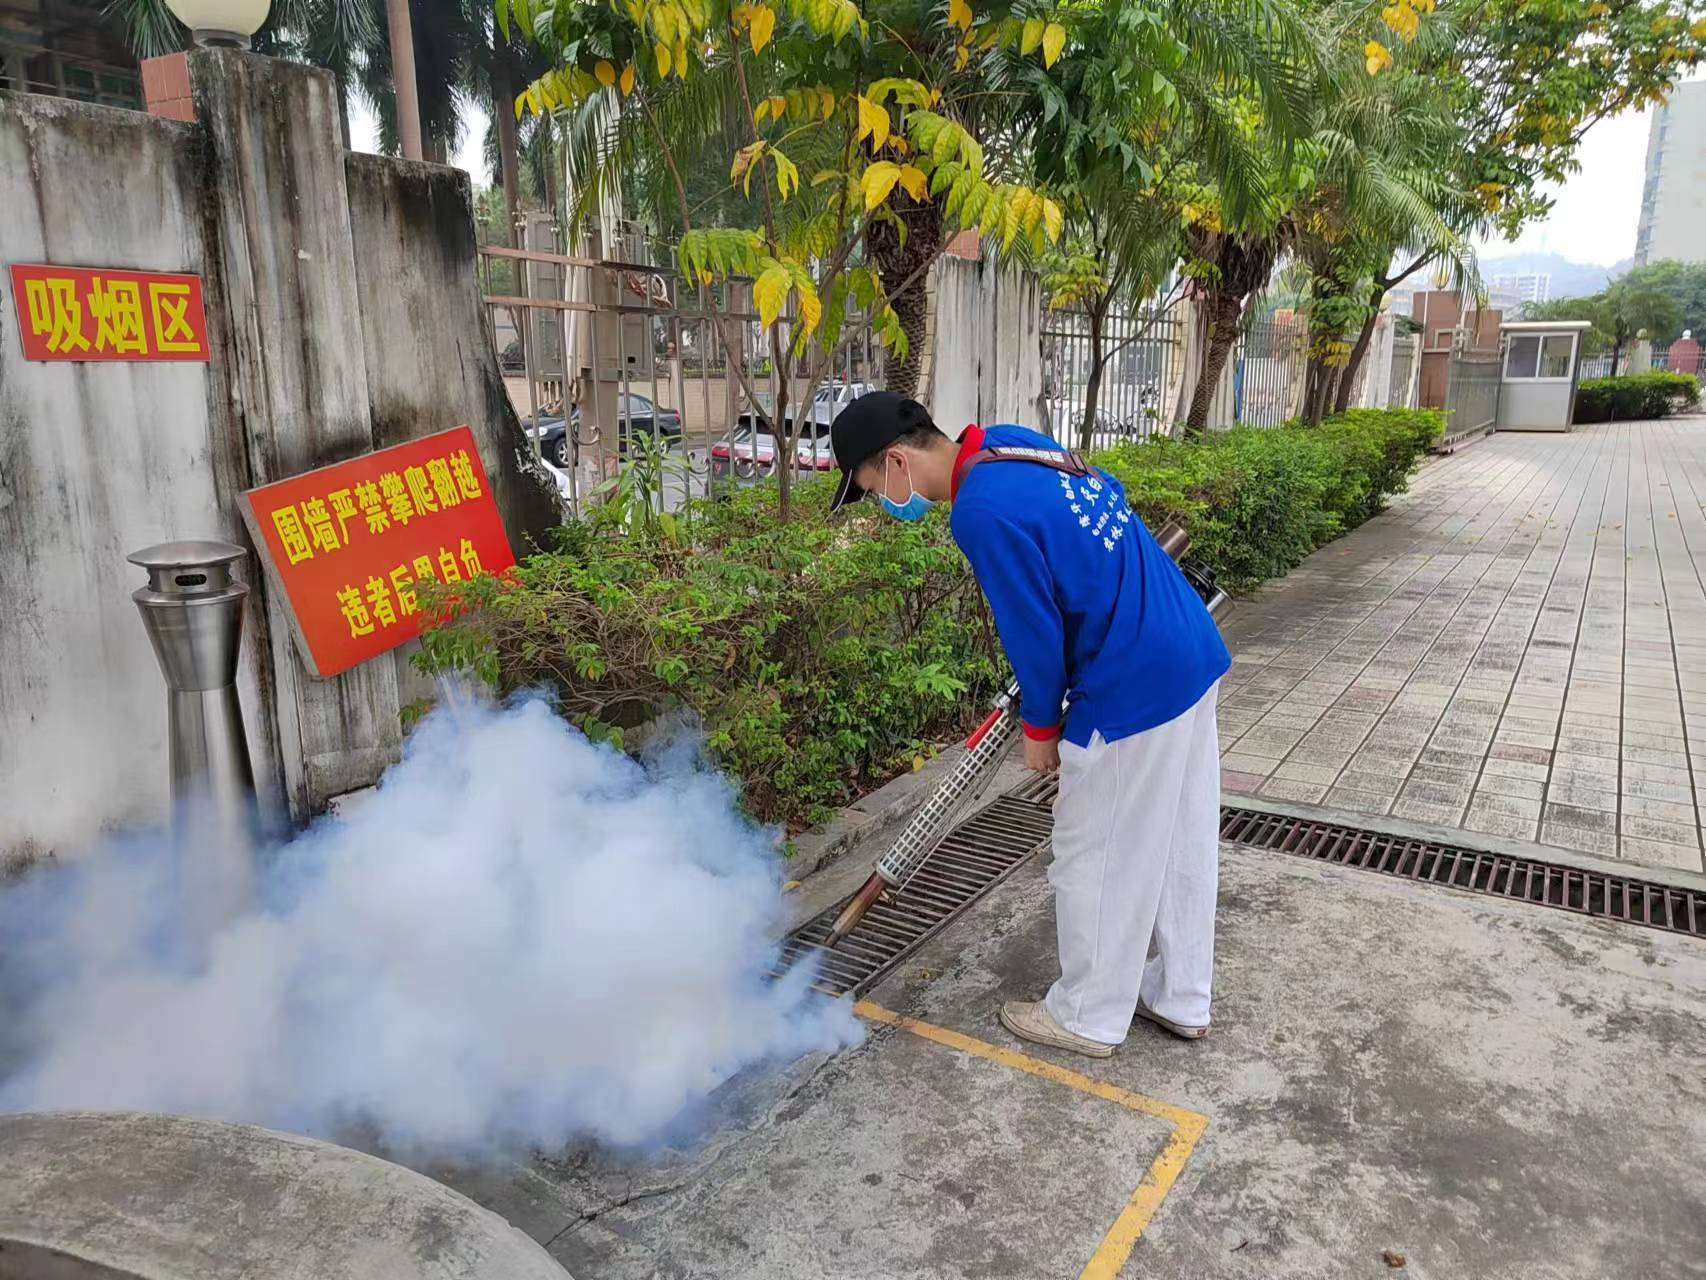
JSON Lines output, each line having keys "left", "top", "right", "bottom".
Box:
{"left": 335, "top": 72, "right": 352, "bottom": 150}
{"left": 1184, "top": 291, "right": 1243, "bottom": 435}
{"left": 492, "top": 49, "right": 522, "bottom": 246}
{"left": 384, "top": 0, "right": 423, "bottom": 160}
{"left": 867, "top": 193, "right": 943, "bottom": 399}
{"left": 1611, "top": 339, "right": 1624, "bottom": 377}
{"left": 491, "top": 46, "right": 524, "bottom": 337}
{"left": 1334, "top": 290, "right": 1384, "bottom": 414}
{"left": 1306, "top": 349, "right": 1343, "bottom": 425}
{"left": 1078, "top": 300, "right": 1106, "bottom": 453}
{"left": 774, "top": 350, "right": 796, "bottom": 522}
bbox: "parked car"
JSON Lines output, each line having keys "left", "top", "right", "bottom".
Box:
{"left": 736, "top": 380, "right": 874, "bottom": 438}
{"left": 709, "top": 427, "right": 836, "bottom": 485}
{"left": 522, "top": 393, "right": 682, "bottom": 468}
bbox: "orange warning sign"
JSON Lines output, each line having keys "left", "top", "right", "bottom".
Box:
{"left": 9, "top": 263, "right": 210, "bottom": 362}
{"left": 241, "top": 426, "right": 516, "bottom": 677}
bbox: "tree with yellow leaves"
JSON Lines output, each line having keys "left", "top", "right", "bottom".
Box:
{"left": 1302, "top": 0, "right": 1706, "bottom": 417}
{"left": 498, "top": 0, "right": 1070, "bottom": 519}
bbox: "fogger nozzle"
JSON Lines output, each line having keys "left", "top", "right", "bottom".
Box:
{"left": 826, "top": 872, "right": 890, "bottom": 948}
{"left": 1153, "top": 520, "right": 1190, "bottom": 560}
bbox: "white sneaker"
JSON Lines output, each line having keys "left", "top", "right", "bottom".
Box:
{"left": 1134, "top": 1001, "right": 1209, "bottom": 1040}
{"left": 999, "top": 1000, "right": 1115, "bottom": 1058}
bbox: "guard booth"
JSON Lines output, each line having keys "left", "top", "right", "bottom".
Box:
{"left": 1497, "top": 320, "right": 1594, "bottom": 432}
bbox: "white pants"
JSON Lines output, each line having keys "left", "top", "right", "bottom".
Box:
{"left": 1043, "top": 682, "right": 1220, "bottom": 1045}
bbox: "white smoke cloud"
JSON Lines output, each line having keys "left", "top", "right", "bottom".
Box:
{"left": 0, "top": 690, "right": 860, "bottom": 1156}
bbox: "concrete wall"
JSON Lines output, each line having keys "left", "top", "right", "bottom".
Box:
{"left": 925, "top": 254, "right": 1044, "bottom": 433}
{"left": 0, "top": 93, "right": 275, "bottom": 859}
{"left": 344, "top": 153, "right": 559, "bottom": 714}
{"left": 0, "top": 52, "right": 557, "bottom": 864}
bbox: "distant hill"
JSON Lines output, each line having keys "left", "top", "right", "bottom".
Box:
{"left": 1477, "top": 252, "right": 1633, "bottom": 300}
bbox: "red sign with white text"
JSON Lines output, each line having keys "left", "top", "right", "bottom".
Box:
{"left": 9, "top": 263, "right": 210, "bottom": 362}
{"left": 240, "top": 426, "right": 516, "bottom": 677}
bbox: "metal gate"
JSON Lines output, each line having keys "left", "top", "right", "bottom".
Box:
{"left": 1233, "top": 309, "right": 1308, "bottom": 427}
{"left": 1040, "top": 301, "right": 1183, "bottom": 448}
{"left": 1441, "top": 349, "right": 1502, "bottom": 446}
{"left": 1388, "top": 333, "right": 1416, "bottom": 408}
{"left": 477, "top": 226, "right": 880, "bottom": 518}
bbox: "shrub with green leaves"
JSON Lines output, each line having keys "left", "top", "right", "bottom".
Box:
{"left": 417, "top": 481, "right": 1001, "bottom": 831}
{"left": 1096, "top": 408, "right": 1442, "bottom": 590}
{"left": 1573, "top": 371, "right": 1700, "bottom": 424}
{"left": 418, "top": 407, "right": 1442, "bottom": 829}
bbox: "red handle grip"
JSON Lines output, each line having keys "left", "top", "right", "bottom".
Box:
{"left": 964, "top": 704, "right": 1006, "bottom": 750}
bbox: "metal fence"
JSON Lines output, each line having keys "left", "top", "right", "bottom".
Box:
{"left": 1579, "top": 345, "right": 1702, "bottom": 380}
{"left": 1040, "top": 302, "right": 1183, "bottom": 448}
{"left": 477, "top": 224, "right": 880, "bottom": 519}
{"left": 1037, "top": 296, "right": 1317, "bottom": 443}
{"left": 1440, "top": 350, "right": 1501, "bottom": 446}
{"left": 1233, "top": 310, "right": 1308, "bottom": 426}
{"left": 0, "top": 39, "right": 143, "bottom": 110}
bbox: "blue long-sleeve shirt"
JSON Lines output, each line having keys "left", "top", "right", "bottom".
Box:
{"left": 948, "top": 424, "right": 1230, "bottom": 746}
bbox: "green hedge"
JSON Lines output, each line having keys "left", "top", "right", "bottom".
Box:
{"left": 1574, "top": 371, "right": 1700, "bottom": 423}
{"left": 1095, "top": 408, "right": 1443, "bottom": 590}
{"left": 417, "top": 483, "right": 1004, "bottom": 831}
{"left": 416, "top": 407, "right": 1442, "bottom": 829}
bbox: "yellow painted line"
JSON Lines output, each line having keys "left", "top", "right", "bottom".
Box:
{"left": 855, "top": 999, "right": 1209, "bottom": 1280}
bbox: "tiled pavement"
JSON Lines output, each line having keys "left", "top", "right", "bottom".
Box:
{"left": 1216, "top": 417, "right": 1706, "bottom": 876}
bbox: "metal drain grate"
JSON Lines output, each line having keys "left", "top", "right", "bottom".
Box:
{"left": 781, "top": 794, "right": 1056, "bottom": 996}
{"left": 784, "top": 776, "right": 1704, "bottom": 998}
{"left": 1218, "top": 806, "right": 1706, "bottom": 938}
{"left": 1012, "top": 773, "right": 1704, "bottom": 937}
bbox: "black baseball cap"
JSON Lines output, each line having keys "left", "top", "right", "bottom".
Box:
{"left": 830, "top": 391, "right": 935, "bottom": 511}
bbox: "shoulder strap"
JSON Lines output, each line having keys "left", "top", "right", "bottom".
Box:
{"left": 960, "top": 444, "right": 1094, "bottom": 478}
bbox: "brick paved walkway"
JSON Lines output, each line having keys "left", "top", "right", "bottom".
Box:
{"left": 1217, "top": 418, "right": 1706, "bottom": 875}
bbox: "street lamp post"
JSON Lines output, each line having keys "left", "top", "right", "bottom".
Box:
{"left": 385, "top": 0, "right": 425, "bottom": 161}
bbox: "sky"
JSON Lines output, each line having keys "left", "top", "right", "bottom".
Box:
{"left": 352, "top": 78, "right": 1692, "bottom": 272}
{"left": 348, "top": 98, "right": 491, "bottom": 185}
{"left": 1473, "top": 105, "right": 1654, "bottom": 267}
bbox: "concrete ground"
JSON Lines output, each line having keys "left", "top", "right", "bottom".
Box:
{"left": 1217, "top": 418, "right": 1706, "bottom": 875}
{"left": 0, "top": 1111, "right": 569, "bottom": 1279}
{"left": 443, "top": 835, "right": 1706, "bottom": 1279}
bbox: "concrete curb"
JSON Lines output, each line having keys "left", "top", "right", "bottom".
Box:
{"left": 1223, "top": 791, "right": 1706, "bottom": 893}
{"left": 0, "top": 1111, "right": 571, "bottom": 1280}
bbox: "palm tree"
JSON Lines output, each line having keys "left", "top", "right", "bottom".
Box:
{"left": 1172, "top": 2, "right": 1472, "bottom": 431}
{"left": 1185, "top": 228, "right": 1290, "bottom": 432}
{"left": 1289, "top": 60, "right": 1468, "bottom": 422}
{"left": 1021, "top": 0, "right": 1318, "bottom": 445}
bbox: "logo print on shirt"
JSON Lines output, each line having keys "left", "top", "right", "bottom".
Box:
{"left": 1055, "top": 466, "right": 1129, "bottom": 553}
